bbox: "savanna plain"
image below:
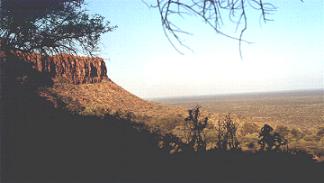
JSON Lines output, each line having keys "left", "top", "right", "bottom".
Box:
{"left": 154, "top": 89, "right": 324, "bottom": 159}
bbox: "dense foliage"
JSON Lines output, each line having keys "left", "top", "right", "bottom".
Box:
{"left": 0, "top": 0, "right": 116, "bottom": 55}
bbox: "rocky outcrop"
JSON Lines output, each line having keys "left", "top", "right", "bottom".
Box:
{"left": 11, "top": 52, "right": 109, "bottom": 84}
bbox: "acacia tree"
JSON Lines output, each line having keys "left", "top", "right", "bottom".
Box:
{"left": 0, "top": 0, "right": 116, "bottom": 56}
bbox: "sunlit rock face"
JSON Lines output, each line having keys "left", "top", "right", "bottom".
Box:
{"left": 2, "top": 52, "right": 109, "bottom": 84}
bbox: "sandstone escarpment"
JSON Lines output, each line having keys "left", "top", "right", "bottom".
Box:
{"left": 23, "top": 53, "right": 108, "bottom": 84}
{"left": 2, "top": 52, "right": 109, "bottom": 84}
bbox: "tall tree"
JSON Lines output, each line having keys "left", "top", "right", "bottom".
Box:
{"left": 0, "top": 0, "right": 116, "bottom": 56}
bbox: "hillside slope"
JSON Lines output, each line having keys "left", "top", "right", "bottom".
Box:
{"left": 38, "top": 80, "right": 188, "bottom": 132}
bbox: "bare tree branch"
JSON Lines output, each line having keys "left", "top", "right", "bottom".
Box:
{"left": 151, "top": 0, "right": 277, "bottom": 57}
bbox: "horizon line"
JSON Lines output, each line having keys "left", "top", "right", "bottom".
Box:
{"left": 147, "top": 88, "right": 324, "bottom": 101}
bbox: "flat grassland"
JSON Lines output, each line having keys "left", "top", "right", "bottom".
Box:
{"left": 155, "top": 90, "right": 324, "bottom": 128}
{"left": 154, "top": 89, "right": 324, "bottom": 157}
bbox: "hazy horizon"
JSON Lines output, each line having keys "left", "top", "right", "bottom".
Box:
{"left": 87, "top": 0, "right": 324, "bottom": 98}
{"left": 148, "top": 88, "right": 323, "bottom": 100}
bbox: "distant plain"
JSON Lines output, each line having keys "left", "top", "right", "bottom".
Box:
{"left": 154, "top": 89, "right": 324, "bottom": 128}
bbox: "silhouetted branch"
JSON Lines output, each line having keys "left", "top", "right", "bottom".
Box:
{"left": 152, "top": 0, "right": 277, "bottom": 56}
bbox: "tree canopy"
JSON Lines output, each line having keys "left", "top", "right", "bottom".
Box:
{"left": 0, "top": 0, "right": 116, "bottom": 56}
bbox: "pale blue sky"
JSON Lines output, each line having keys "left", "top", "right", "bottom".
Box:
{"left": 87, "top": 0, "right": 324, "bottom": 98}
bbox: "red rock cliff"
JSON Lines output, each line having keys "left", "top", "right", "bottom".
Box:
{"left": 13, "top": 53, "right": 109, "bottom": 84}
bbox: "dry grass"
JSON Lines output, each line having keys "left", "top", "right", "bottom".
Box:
{"left": 38, "top": 80, "right": 189, "bottom": 132}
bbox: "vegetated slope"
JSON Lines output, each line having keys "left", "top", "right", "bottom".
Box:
{"left": 38, "top": 80, "right": 188, "bottom": 132}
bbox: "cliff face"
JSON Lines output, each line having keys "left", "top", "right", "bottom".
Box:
{"left": 3, "top": 52, "right": 109, "bottom": 84}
